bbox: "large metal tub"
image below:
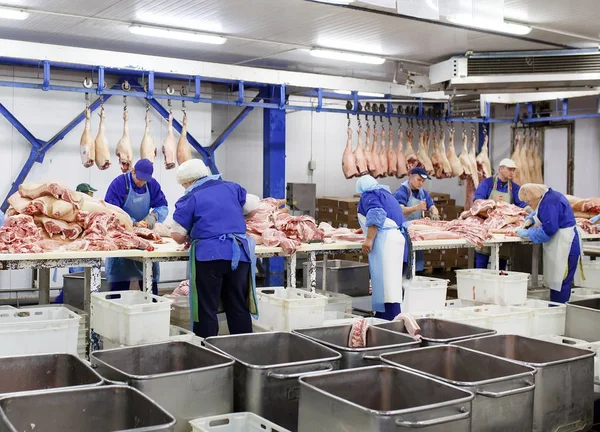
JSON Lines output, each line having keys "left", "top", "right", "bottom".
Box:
{"left": 454, "top": 334, "right": 595, "bottom": 432}
{"left": 62, "top": 271, "right": 110, "bottom": 310}
{"left": 293, "top": 324, "right": 420, "bottom": 369}
{"left": 566, "top": 298, "right": 600, "bottom": 341}
{"left": 0, "top": 353, "right": 103, "bottom": 396}
{"left": 0, "top": 385, "right": 175, "bottom": 432}
{"left": 91, "top": 341, "right": 234, "bottom": 432}
{"left": 298, "top": 365, "right": 474, "bottom": 432}
{"left": 381, "top": 345, "right": 536, "bottom": 431}
{"left": 302, "top": 259, "right": 369, "bottom": 296}
{"left": 375, "top": 318, "right": 496, "bottom": 346}
{"left": 204, "top": 332, "right": 341, "bottom": 432}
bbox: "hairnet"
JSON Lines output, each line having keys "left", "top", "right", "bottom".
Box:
{"left": 356, "top": 175, "right": 378, "bottom": 194}
{"left": 176, "top": 159, "right": 210, "bottom": 185}
{"left": 518, "top": 183, "right": 549, "bottom": 202}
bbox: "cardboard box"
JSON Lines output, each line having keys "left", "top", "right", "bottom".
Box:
{"left": 317, "top": 197, "right": 340, "bottom": 208}
{"left": 318, "top": 204, "right": 336, "bottom": 215}
{"left": 336, "top": 198, "right": 360, "bottom": 210}
{"left": 430, "top": 192, "right": 451, "bottom": 202}
{"left": 337, "top": 220, "right": 360, "bottom": 230}
{"left": 435, "top": 199, "right": 456, "bottom": 207}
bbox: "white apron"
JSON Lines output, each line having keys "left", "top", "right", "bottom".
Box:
{"left": 358, "top": 214, "right": 405, "bottom": 311}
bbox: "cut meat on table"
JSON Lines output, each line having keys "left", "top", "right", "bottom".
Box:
{"left": 115, "top": 110, "right": 133, "bottom": 173}
{"left": 566, "top": 195, "right": 600, "bottom": 215}
{"left": 34, "top": 216, "right": 82, "bottom": 240}
{"left": 7, "top": 193, "right": 31, "bottom": 214}
{"left": 342, "top": 127, "right": 359, "bottom": 179}
{"left": 80, "top": 107, "right": 95, "bottom": 168}
{"left": 577, "top": 219, "right": 599, "bottom": 235}
{"left": 94, "top": 106, "right": 111, "bottom": 170}
{"left": 0, "top": 215, "right": 45, "bottom": 254}
{"left": 152, "top": 222, "right": 172, "bottom": 237}
{"left": 26, "top": 196, "right": 77, "bottom": 222}
{"left": 162, "top": 112, "right": 177, "bottom": 170}
{"left": 19, "top": 182, "right": 82, "bottom": 207}
{"left": 133, "top": 227, "right": 161, "bottom": 241}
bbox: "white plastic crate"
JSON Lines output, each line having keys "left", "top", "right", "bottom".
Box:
{"left": 190, "top": 412, "right": 291, "bottom": 432}
{"left": 323, "top": 311, "right": 362, "bottom": 326}
{"left": 164, "top": 294, "right": 190, "bottom": 322}
{"left": 409, "top": 309, "right": 489, "bottom": 328}
{"left": 402, "top": 276, "right": 448, "bottom": 313}
{"left": 535, "top": 335, "right": 588, "bottom": 346}
{"left": 456, "top": 269, "right": 529, "bottom": 306}
{"left": 309, "top": 289, "right": 353, "bottom": 314}
{"left": 0, "top": 306, "right": 80, "bottom": 356}
{"left": 570, "top": 288, "right": 600, "bottom": 302}
{"left": 91, "top": 291, "right": 172, "bottom": 345}
{"left": 574, "top": 260, "right": 600, "bottom": 289}
{"left": 444, "top": 299, "right": 485, "bottom": 309}
{"left": 102, "top": 325, "right": 197, "bottom": 349}
{"left": 516, "top": 300, "right": 566, "bottom": 336}
{"left": 460, "top": 305, "right": 532, "bottom": 336}
{"left": 574, "top": 341, "right": 600, "bottom": 388}
{"left": 255, "top": 287, "right": 327, "bottom": 332}
{"left": 527, "top": 289, "right": 549, "bottom": 301}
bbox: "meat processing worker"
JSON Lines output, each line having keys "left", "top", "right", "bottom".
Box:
{"left": 393, "top": 167, "right": 439, "bottom": 272}
{"left": 473, "top": 158, "right": 532, "bottom": 270}
{"left": 75, "top": 183, "right": 97, "bottom": 198}
{"left": 517, "top": 184, "right": 583, "bottom": 303}
{"left": 104, "top": 159, "right": 168, "bottom": 295}
{"left": 170, "top": 159, "right": 261, "bottom": 338}
{"left": 358, "top": 175, "right": 412, "bottom": 321}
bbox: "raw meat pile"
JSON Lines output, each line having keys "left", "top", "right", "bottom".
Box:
{"left": 461, "top": 199, "right": 527, "bottom": 236}
{"left": 577, "top": 219, "right": 599, "bottom": 235}
{"left": 318, "top": 222, "right": 365, "bottom": 243}
{"left": 2, "top": 182, "right": 163, "bottom": 253}
{"left": 566, "top": 195, "right": 600, "bottom": 218}
{"left": 511, "top": 131, "right": 543, "bottom": 185}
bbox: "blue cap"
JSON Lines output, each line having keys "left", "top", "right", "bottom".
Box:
{"left": 410, "top": 167, "right": 431, "bottom": 180}
{"left": 134, "top": 159, "right": 154, "bottom": 182}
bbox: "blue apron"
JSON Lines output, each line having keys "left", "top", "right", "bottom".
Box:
{"left": 105, "top": 174, "right": 160, "bottom": 283}
{"left": 402, "top": 181, "right": 425, "bottom": 271}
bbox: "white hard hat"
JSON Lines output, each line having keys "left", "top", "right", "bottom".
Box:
{"left": 176, "top": 159, "right": 210, "bottom": 185}
{"left": 499, "top": 158, "right": 517, "bottom": 169}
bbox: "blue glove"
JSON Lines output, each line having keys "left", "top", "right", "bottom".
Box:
{"left": 525, "top": 211, "right": 536, "bottom": 224}
{"left": 591, "top": 214, "right": 600, "bottom": 224}
{"left": 528, "top": 227, "right": 552, "bottom": 244}
{"left": 516, "top": 228, "right": 530, "bottom": 238}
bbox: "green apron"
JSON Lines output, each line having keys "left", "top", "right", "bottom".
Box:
{"left": 477, "top": 176, "right": 513, "bottom": 258}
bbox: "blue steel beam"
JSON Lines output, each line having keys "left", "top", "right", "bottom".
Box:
{"left": 210, "top": 94, "right": 262, "bottom": 152}
{"left": 0, "top": 103, "right": 43, "bottom": 149}
{"left": 261, "top": 85, "right": 286, "bottom": 286}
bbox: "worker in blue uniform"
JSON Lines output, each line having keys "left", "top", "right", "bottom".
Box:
{"left": 358, "top": 175, "right": 412, "bottom": 320}
{"left": 171, "top": 159, "right": 260, "bottom": 337}
{"left": 473, "top": 158, "right": 532, "bottom": 270}
{"left": 393, "top": 167, "right": 439, "bottom": 272}
{"left": 104, "top": 159, "right": 168, "bottom": 295}
{"left": 517, "top": 184, "right": 583, "bottom": 303}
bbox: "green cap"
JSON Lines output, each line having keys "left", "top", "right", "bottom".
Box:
{"left": 76, "top": 183, "right": 97, "bottom": 193}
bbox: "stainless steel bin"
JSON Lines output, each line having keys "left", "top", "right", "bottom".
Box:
{"left": 298, "top": 365, "right": 474, "bottom": 432}
{"left": 293, "top": 324, "right": 419, "bottom": 369}
{"left": 0, "top": 385, "right": 176, "bottom": 432}
{"left": 566, "top": 298, "right": 600, "bottom": 341}
{"left": 63, "top": 271, "right": 110, "bottom": 310}
{"left": 302, "top": 259, "right": 369, "bottom": 297}
{"left": 91, "top": 341, "right": 234, "bottom": 432}
{"left": 381, "top": 345, "right": 536, "bottom": 431}
{"left": 375, "top": 318, "right": 495, "bottom": 346}
{"left": 204, "top": 332, "right": 341, "bottom": 432}
{"left": 0, "top": 353, "right": 103, "bottom": 396}
{"left": 454, "top": 334, "right": 595, "bottom": 432}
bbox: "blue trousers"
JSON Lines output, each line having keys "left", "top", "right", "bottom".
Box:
{"left": 374, "top": 303, "right": 401, "bottom": 321}
{"left": 550, "top": 251, "right": 579, "bottom": 304}
{"left": 475, "top": 252, "right": 507, "bottom": 270}
{"left": 110, "top": 280, "right": 158, "bottom": 296}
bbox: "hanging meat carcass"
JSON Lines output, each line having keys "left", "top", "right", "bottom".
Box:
{"left": 177, "top": 113, "right": 192, "bottom": 165}
{"left": 94, "top": 106, "right": 111, "bottom": 170}
{"left": 405, "top": 129, "right": 419, "bottom": 171}
{"left": 387, "top": 128, "right": 398, "bottom": 177}
{"left": 511, "top": 133, "right": 522, "bottom": 184}
{"left": 162, "top": 112, "right": 177, "bottom": 170}
{"left": 468, "top": 132, "right": 480, "bottom": 188}
{"left": 364, "top": 125, "right": 376, "bottom": 174}
{"left": 354, "top": 126, "right": 368, "bottom": 176}
{"left": 430, "top": 131, "right": 443, "bottom": 179}
{"left": 342, "top": 127, "right": 359, "bottom": 179}
{"left": 140, "top": 111, "right": 157, "bottom": 163}
{"left": 458, "top": 132, "right": 472, "bottom": 179}
{"left": 519, "top": 134, "right": 531, "bottom": 184}
{"left": 370, "top": 128, "right": 384, "bottom": 177}
{"left": 446, "top": 129, "right": 463, "bottom": 177}
{"left": 395, "top": 127, "right": 408, "bottom": 178}
{"left": 378, "top": 127, "right": 389, "bottom": 178}
{"left": 80, "top": 107, "right": 95, "bottom": 168}
{"left": 417, "top": 129, "right": 434, "bottom": 174}
{"left": 476, "top": 133, "right": 492, "bottom": 180}
{"left": 533, "top": 132, "right": 543, "bottom": 183}
{"left": 439, "top": 130, "right": 453, "bottom": 178}
{"left": 115, "top": 110, "right": 133, "bottom": 173}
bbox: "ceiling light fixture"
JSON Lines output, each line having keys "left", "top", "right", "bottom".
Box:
{"left": 334, "top": 90, "right": 386, "bottom": 98}
{"left": 446, "top": 15, "right": 532, "bottom": 35}
{"left": 310, "top": 49, "right": 386, "bottom": 65}
{"left": 0, "top": 6, "right": 29, "bottom": 20}
{"left": 129, "top": 24, "right": 227, "bottom": 44}
{"left": 312, "top": 0, "right": 356, "bottom": 5}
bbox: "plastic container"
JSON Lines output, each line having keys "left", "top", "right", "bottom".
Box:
{"left": 444, "top": 299, "right": 485, "bottom": 308}
{"left": 102, "top": 325, "right": 195, "bottom": 349}
{"left": 535, "top": 335, "right": 588, "bottom": 346}
{"left": 0, "top": 306, "right": 80, "bottom": 356}
{"left": 517, "top": 299, "right": 566, "bottom": 336}
{"left": 402, "top": 276, "right": 448, "bottom": 313}
{"left": 164, "top": 295, "right": 190, "bottom": 322}
{"left": 255, "top": 287, "right": 328, "bottom": 332}
{"left": 323, "top": 311, "right": 362, "bottom": 326}
{"left": 408, "top": 309, "right": 489, "bottom": 329}
{"left": 91, "top": 291, "right": 172, "bottom": 346}
{"left": 311, "top": 289, "right": 353, "bottom": 314}
{"left": 574, "top": 260, "right": 600, "bottom": 289}
{"left": 575, "top": 341, "right": 600, "bottom": 390}
{"left": 456, "top": 269, "right": 529, "bottom": 305}
{"left": 460, "top": 305, "right": 533, "bottom": 336}
{"left": 570, "top": 288, "right": 600, "bottom": 302}
{"left": 190, "top": 412, "right": 291, "bottom": 432}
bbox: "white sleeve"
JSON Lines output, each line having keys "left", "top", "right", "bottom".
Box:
{"left": 170, "top": 220, "right": 189, "bottom": 236}
{"left": 242, "top": 193, "right": 261, "bottom": 215}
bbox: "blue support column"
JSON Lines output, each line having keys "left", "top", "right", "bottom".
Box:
{"left": 261, "top": 85, "right": 286, "bottom": 286}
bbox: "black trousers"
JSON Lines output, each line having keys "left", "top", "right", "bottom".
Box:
{"left": 193, "top": 260, "right": 252, "bottom": 338}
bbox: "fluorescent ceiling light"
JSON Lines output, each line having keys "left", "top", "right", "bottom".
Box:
{"left": 0, "top": 6, "right": 29, "bottom": 20}
{"left": 129, "top": 24, "right": 227, "bottom": 44}
{"left": 313, "top": 0, "right": 356, "bottom": 4}
{"left": 447, "top": 15, "right": 532, "bottom": 35}
{"left": 334, "top": 90, "right": 386, "bottom": 97}
{"left": 310, "top": 49, "right": 386, "bottom": 65}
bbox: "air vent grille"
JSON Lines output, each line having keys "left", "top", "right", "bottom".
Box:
{"left": 467, "top": 54, "right": 600, "bottom": 75}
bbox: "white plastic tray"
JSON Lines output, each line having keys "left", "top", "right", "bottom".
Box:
{"left": 255, "top": 287, "right": 327, "bottom": 332}
{"left": 190, "top": 412, "right": 291, "bottom": 432}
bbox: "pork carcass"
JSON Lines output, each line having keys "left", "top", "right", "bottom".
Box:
{"left": 468, "top": 133, "right": 480, "bottom": 188}
{"left": 446, "top": 130, "right": 462, "bottom": 177}
{"left": 476, "top": 134, "right": 492, "bottom": 180}
{"left": 7, "top": 192, "right": 31, "bottom": 214}
{"left": 26, "top": 196, "right": 77, "bottom": 222}
{"left": 94, "top": 107, "right": 111, "bottom": 170}
{"left": 354, "top": 126, "right": 368, "bottom": 176}
{"left": 431, "top": 131, "right": 444, "bottom": 179}
{"left": 526, "top": 136, "right": 537, "bottom": 184}
{"left": 140, "top": 111, "right": 157, "bottom": 163}
{"left": 533, "top": 134, "right": 543, "bottom": 183}
{"left": 370, "top": 128, "right": 384, "bottom": 177}
{"left": 115, "top": 110, "right": 133, "bottom": 173}
{"left": 518, "top": 135, "right": 531, "bottom": 184}
{"left": 378, "top": 128, "right": 389, "bottom": 178}
{"left": 35, "top": 216, "right": 82, "bottom": 240}
{"left": 18, "top": 183, "right": 81, "bottom": 207}
{"left": 405, "top": 130, "right": 419, "bottom": 171}
{"left": 511, "top": 134, "right": 522, "bottom": 184}
{"left": 177, "top": 113, "right": 192, "bottom": 165}
{"left": 363, "top": 126, "right": 376, "bottom": 174}
{"left": 78, "top": 195, "right": 133, "bottom": 232}
{"left": 395, "top": 128, "right": 408, "bottom": 178}
{"left": 387, "top": 128, "right": 398, "bottom": 177}
{"left": 162, "top": 112, "right": 177, "bottom": 170}
{"left": 438, "top": 130, "right": 453, "bottom": 178}
{"left": 80, "top": 107, "right": 95, "bottom": 168}
{"left": 417, "top": 130, "right": 434, "bottom": 174}
{"left": 342, "top": 127, "right": 359, "bottom": 179}
{"left": 458, "top": 133, "right": 471, "bottom": 179}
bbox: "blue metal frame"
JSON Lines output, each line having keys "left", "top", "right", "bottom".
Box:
{"left": 210, "top": 94, "right": 263, "bottom": 152}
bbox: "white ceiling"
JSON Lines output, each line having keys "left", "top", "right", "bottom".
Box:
{"left": 0, "top": 0, "right": 598, "bottom": 82}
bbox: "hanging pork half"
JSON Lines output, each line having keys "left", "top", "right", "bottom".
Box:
{"left": 140, "top": 111, "right": 157, "bottom": 163}
{"left": 405, "top": 129, "right": 419, "bottom": 171}
{"left": 431, "top": 131, "right": 444, "bottom": 179}
{"left": 94, "top": 106, "right": 111, "bottom": 170}
{"left": 387, "top": 128, "right": 398, "bottom": 177}
{"left": 364, "top": 126, "right": 376, "bottom": 174}
{"left": 162, "top": 112, "right": 177, "bottom": 170}
{"left": 395, "top": 128, "right": 408, "bottom": 178}
{"left": 80, "top": 107, "right": 95, "bottom": 168}
{"left": 476, "top": 133, "right": 492, "bottom": 180}
{"left": 342, "top": 127, "right": 359, "bottom": 179}
{"left": 115, "top": 110, "right": 133, "bottom": 173}
{"left": 439, "top": 130, "right": 453, "bottom": 178}
{"left": 417, "top": 130, "right": 434, "bottom": 174}
{"left": 519, "top": 134, "right": 531, "bottom": 184}
{"left": 446, "top": 129, "right": 463, "bottom": 177}
{"left": 370, "top": 128, "right": 384, "bottom": 177}
{"left": 354, "top": 126, "right": 368, "bottom": 175}
{"left": 458, "top": 132, "right": 472, "bottom": 180}
{"left": 378, "top": 127, "right": 388, "bottom": 178}
{"left": 468, "top": 133, "right": 480, "bottom": 188}
{"left": 177, "top": 113, "right": 192, "bottom": 165}
{"left": 511, "top": 133, "right": 522, "bottom": 184}
{"left": 533, "top": 133, "right": 543, "bottom": 183}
